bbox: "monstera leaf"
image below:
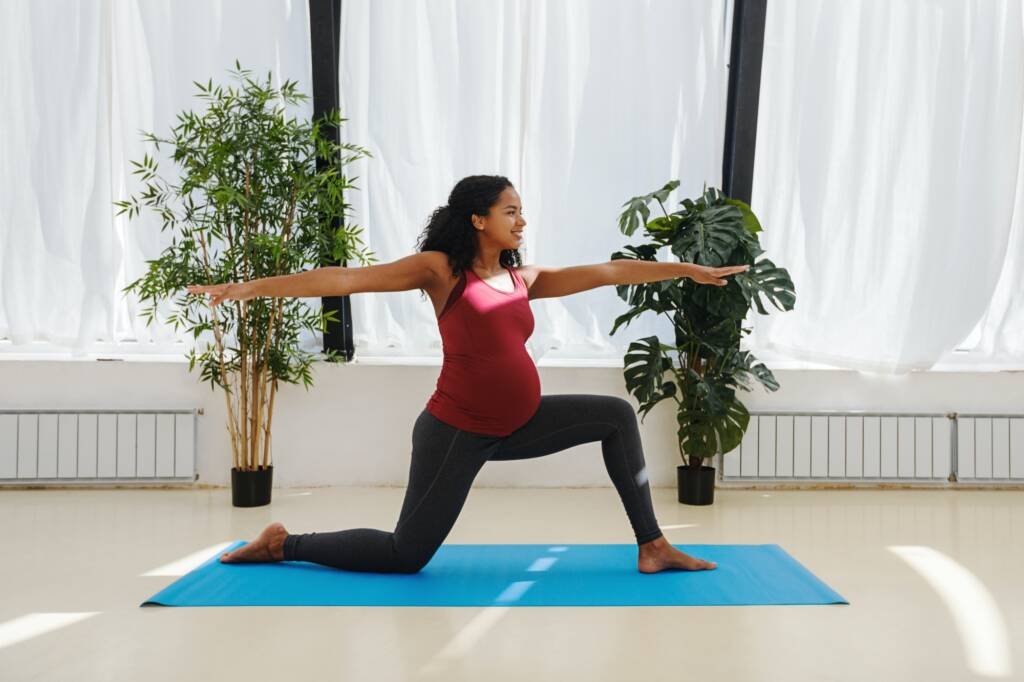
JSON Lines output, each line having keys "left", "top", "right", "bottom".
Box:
{"left": 618, "top": 180, "right": 681, "bottom": 237}
{"left": 715, "top": 346, "right": 780, "bottom": 393}
{"left": 687, "top": 316, "right": 742, "bottom": 354}
{"left": 623, "top": 336, "right": 677, "bottom": 421}
{"left": 610, "top": 306, "right": 648, "bottom": 337}
{"left": 723, "top": 196, "right": 763, "bottom": 234}
{"left": 611, "top": 244, "right": 660, "bottom": 301}
{"left": 689, "top": 275, "right": 751, "bottom": 320}
{"left": 609, "top": 280, "right": 686, "bottom": 335}
{"left": 732, "top": 258, "right": 796, "bottom": 315}
{"left": 675, "top": 363, "right": 749, "bottom": 462}
{"left": 671, "top": 206, "right": 750, "bottom": 266}
{"left": 645, "top": 215, "right": 682, "bottom": 240}
{"left": 677, "top": 395, "right": 750, "bottom": 464}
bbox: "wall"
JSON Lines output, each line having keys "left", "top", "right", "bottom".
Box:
{"left": 2, "top": 358, "right": 1022, "bottom": 488}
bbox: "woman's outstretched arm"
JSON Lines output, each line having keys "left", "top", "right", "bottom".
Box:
{"left": 519, "top": 260, "right": 749, "bottom": 300}
{"left": 187, "top": 252, "right": 445, "bottom": 307}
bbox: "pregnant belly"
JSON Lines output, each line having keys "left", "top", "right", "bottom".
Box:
{"left": 430, "top": 351, "right": 541, "bottom": 435}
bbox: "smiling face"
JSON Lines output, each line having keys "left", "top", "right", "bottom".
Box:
{"left": 471, "top": 186, "right": 526, "bottom": 251}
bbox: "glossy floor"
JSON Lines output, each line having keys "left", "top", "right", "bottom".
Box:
{"left": 1, "top": 486, "right": 1021, "bottom": 681}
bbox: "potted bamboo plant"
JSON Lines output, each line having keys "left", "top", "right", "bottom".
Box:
{"left": 116, "top": 62, "right": 375, "bottom": 507}
{"left": 609, "top": 181, "right": 795, "bottom": 505}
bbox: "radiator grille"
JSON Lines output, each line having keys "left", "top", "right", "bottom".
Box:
{"left": 718, "top": 411, "right": 1024, "bottom": 484}
{"left": 0, "top": 410, "right": 197, "bottom": 485}
{"left": 955, "top": 415, "right": 1024, "bottom": 482}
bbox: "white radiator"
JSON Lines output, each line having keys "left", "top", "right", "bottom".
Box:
{"left": 718, "top": 411, "right": 1024, "bottom": 485}
{"left": 955, "top": 414, "right": 1024, "bottom": 482}
{"left": 0, "top": 410, "right": 197, "bottom": 485}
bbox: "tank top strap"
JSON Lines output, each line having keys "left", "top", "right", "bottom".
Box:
{"left": 507, "top": 265, "right": 522, "bottom": 289}
{"left": 438, "top": 269, "right": 467, "bottom": 320}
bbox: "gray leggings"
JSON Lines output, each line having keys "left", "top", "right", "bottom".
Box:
{"left": 282, "top": 394, "right": 665, "bottom": 573}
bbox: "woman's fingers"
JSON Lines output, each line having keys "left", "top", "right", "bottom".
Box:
{"left": 187, "top": 283, "right": 230, "bottom": 306}
{"left": 683, "top": 263, "right": 751, "bottom": 287}
{"left": 710, "top": 265, "right": 750, "bottom": 282}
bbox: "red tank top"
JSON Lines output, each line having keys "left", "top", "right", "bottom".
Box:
{"left": 425, "top": 264, "right": 541, "bottom": 436}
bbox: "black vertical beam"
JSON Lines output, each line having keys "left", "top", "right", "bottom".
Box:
{"left": 722, "top": 0, "right": 767, "bottom": 204}
{"left": 309, "top": 0, "right": 354, "bottom": 361}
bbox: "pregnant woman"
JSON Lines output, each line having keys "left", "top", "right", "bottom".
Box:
{"left": 188, "top": 175, "right": 747, "bottom": 574}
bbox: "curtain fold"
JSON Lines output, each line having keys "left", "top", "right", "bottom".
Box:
{"left": 747, "top": 0, "right": 1024, "bottom": 372}
{"left": 0, "top": 0, "right": 315, "bottom": 355}
{"left": 4, "top": 0, "right": 1020, "bottom": 371}
{"left": 338, "top": 0, "right": 732, "bottom": 363}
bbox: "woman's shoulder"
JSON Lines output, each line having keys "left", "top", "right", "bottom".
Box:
{"left": 512, "top": 263, "right": 540, "bottom": 288}
{"left": 418, "top": 250, "right": 461, "bottom": 282}
{"left": 419, "top": 250, "right": 452, "bottom": 269}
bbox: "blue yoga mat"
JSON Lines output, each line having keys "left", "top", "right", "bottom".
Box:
{"left": 142, "top": 542, "right": 847, "bottom": 607}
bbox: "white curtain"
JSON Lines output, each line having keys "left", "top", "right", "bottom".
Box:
{"left": 0, "top": 0, "right": 315, "bottom": 356}
{"left": 748, "top": 0, "right": 1024, "bottom": 373}
{"left": 13, "top": 1, "right": 1017, "bottom": 373}
{"left": 337, "top": 0, "right": 733, "bottom": 363}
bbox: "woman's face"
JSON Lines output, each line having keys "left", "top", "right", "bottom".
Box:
{"left": 473, "top": 187, "right": 526, "bottom": 250}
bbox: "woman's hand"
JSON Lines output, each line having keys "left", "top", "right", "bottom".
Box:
{"left": 186, "top": 282, "right": 256, "bottom": 307}
{"left": 687, "top": 263, "right": 750, "bottom": 286}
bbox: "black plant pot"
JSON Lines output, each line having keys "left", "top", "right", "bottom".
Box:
{"left": 231, "top": 466, "right": 273, "bottom": 507}
{"left": 677, "top": 464, "right": 715, "bottom": 505}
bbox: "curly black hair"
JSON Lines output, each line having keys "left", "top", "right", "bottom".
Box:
{"left": 415, "top": 175, "right": 523, "bottom": 288}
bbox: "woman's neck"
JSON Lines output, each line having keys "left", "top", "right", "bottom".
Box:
{"left": 472, "top": 254, "right": 503, "bottom": 274}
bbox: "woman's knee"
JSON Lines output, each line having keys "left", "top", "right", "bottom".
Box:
{"left": 391, "top": 539, "right": 437, "bottom": 574}
{"left": 394, "top": 552, "right": 432, "bottom": 574}
{"left": 395, "top": 560, "right": 425, "bottom": 574}
{"left": 601, "top": 396, "right": 637, "bottom": 425}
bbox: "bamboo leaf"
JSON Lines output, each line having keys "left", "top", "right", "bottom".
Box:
{"left": 111, "top": 60, "right": 376, "bottom": 457}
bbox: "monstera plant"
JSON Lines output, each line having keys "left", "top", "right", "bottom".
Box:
{"left": 609, "top": 181, "right": 795, "bottom": 504}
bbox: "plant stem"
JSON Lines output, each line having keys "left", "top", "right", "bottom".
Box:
{"left": 273, "top": 184, "right": 298, "bottom": 434}
{"left": 196, "top": 228, "right": 242, "bottom": 470}
{"left": 240, "top": 303, "right": 249, "bottom": 469}
{"left": 250, "top": 333, "right": 259, "bottom": 468}
{"left": 655, "top": 198, "right": 670, "bottom": 218}
{"left": 256, "top": 184, "right": 297, "bottom": 468}
{"left": 263, "top": 374, "right": 277, "bottom": 469}
{"left": 218, "top": 202, "right": 251, "bottom": 470}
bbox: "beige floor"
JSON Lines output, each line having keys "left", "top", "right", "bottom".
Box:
{"left": 0, "top": 486, "right": 1021, "bottom": 682}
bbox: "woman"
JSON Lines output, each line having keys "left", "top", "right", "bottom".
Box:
{"left": 188, "top": 175, "right": 747, "bottom": 574}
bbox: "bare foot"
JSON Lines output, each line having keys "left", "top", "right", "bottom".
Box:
{"left": 220, "top": 522, "right": 289, "bottom": 563}
{"left": 637, "top": 536, "right": 717, "bottom": 573}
